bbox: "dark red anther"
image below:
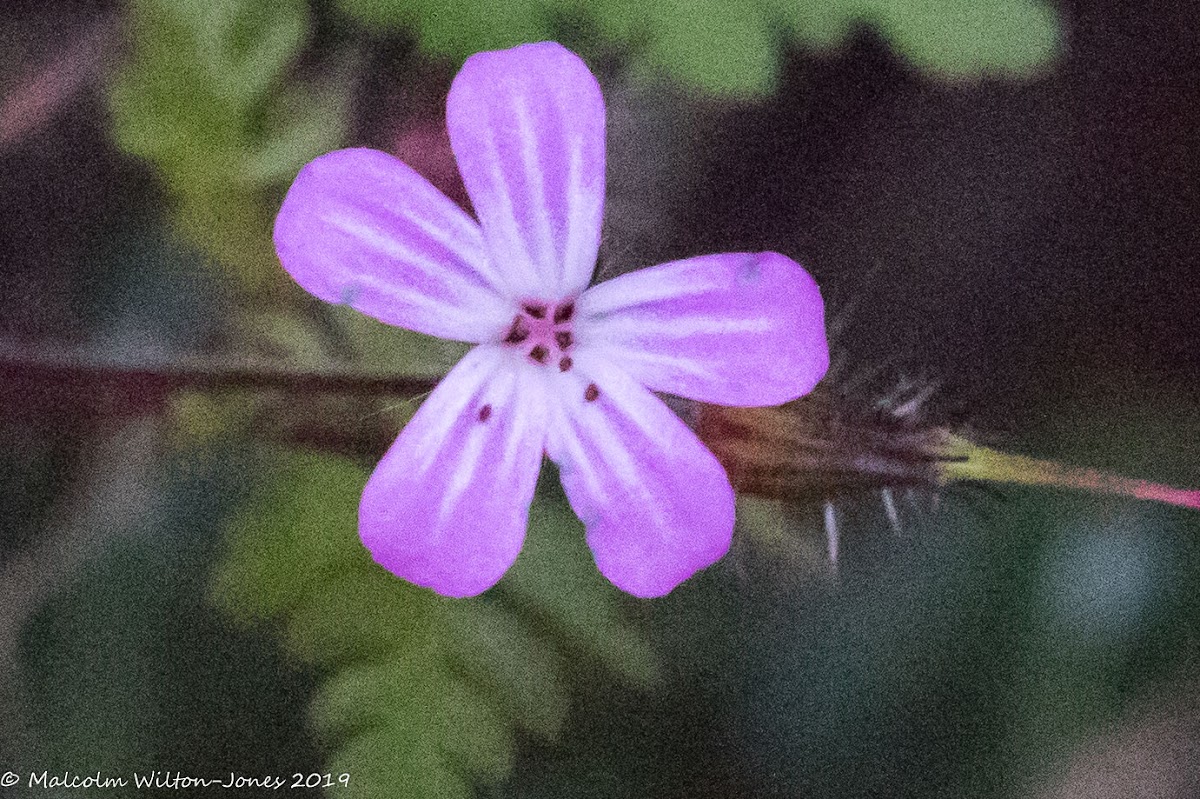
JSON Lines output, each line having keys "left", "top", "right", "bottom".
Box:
{"left": 529, "top": 345, "right": 550, "bottom": 364}
{"left": 553, "top": 301, "right": 575, "bottom": 324}
{"left": 584, "top": 383, "right": 600, "bottom": 402}
{"left": 554, "top": 330, "right": 573, "bottom": 350}
{"left": 478, "top": 404, "right": 493, "bottom": 422}
{"left": 523, "top": 303, "right": 548, "bottom": 319}
{"left": 558, "top": 356, "right": 573, "bottom": 372}
{"left": 503, "top": 315, "right": 530, "bottom": 344}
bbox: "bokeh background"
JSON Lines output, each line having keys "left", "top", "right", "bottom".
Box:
{"left": 2, "top": 0, "right": 1199, "bottom": 797}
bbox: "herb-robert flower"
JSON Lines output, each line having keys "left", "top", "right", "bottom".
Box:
{"left": 274, "top": 42, "right": 829, "bottom": 598}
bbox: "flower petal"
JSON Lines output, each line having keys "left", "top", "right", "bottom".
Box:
{"left": 275, "top": 148, "right": 514, "bottom": 342}
{"left": 577, "top": 252, "right": 829, "bottom": 406}
{"left": 447, "top": 42, "right": 606, "bottom": 299}
{"left": 545, "top": 354, "right": 735, "bottom": 597}
{"left": 360, "top": 346, "right": 547, "bottom": 597}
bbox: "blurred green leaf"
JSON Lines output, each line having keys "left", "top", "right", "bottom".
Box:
{"left": 212, "top": 449, "right": 658, "bottom": 797}
{"left": 212, "top": 454, "right": 365, "bottom": 624}
{"left": 242, "top": 81, "right": 351, "bottom": 184}
{"left": 107, "top": 0, "right": 347, "bottom": 291}
{"left": 871, "top": 0, "right": 1059, "bottom": 78}
{"left": 770, "top": 1, "right": 857, "bottom": 51}
{"left": 418, "top": 0, "right": 552, "bottom": 58}
{"left": 634, "top": 0, "right": 778, "bottom": 97}
{"left": 338, "top": 0, "right": 551, "bottom": 54}
{"left": 504, "top": 484, "right": 661, "bottom": 686}
{"left": 334, "top": 0, "right": 1059, "bottom": 98}
{"left": 443, "top": 602, "right": 571, "bottom": 738}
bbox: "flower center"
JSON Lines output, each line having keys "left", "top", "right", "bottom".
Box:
{"left": 502, "top": 299, "right": 576, "bottom": 372}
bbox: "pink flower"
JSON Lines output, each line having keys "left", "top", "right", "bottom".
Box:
{"left": 273, "top": 42, "right": 828, "bottom": 598}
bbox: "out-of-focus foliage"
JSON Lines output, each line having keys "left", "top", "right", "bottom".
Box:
{"left": 107, "top": 0, "right": 348, "bottom": 291}
{"left": 865, "top": 0, "right": 1060, "bottom": 78}
{"left": 20, "top": 434, "right": 319, "bottom": 785}
{"left": 108, "top": 0, "right": 466, "bottom": 437}
{"left": 211, "top": 450, "right": 658, "bottom": 798}
{"left": 337, "top": 0, "right": 1059, "bottom": 96}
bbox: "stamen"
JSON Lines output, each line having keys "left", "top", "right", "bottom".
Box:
{"left": 529, "top": 345, "right": 549, "bottom": 364}
{"left": 584, "top": 383, "right": 599, "bottom": 402}
{"left": 503, "top": 315, "right": 530, "bottom": 344}
{"left": 523, "top": 303, "right": 548, "bottom": 319}
{"left": 555, "top": 330, "right": 573, "bottom": 350}
{"left": 558, "top": 356, "right": 573, "bottom": 372}
{"left": 553, "top": 301, "right": 575, "bottom": 324}
{"left": 478, "top": 404, "right": 492, "bottom": 422}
